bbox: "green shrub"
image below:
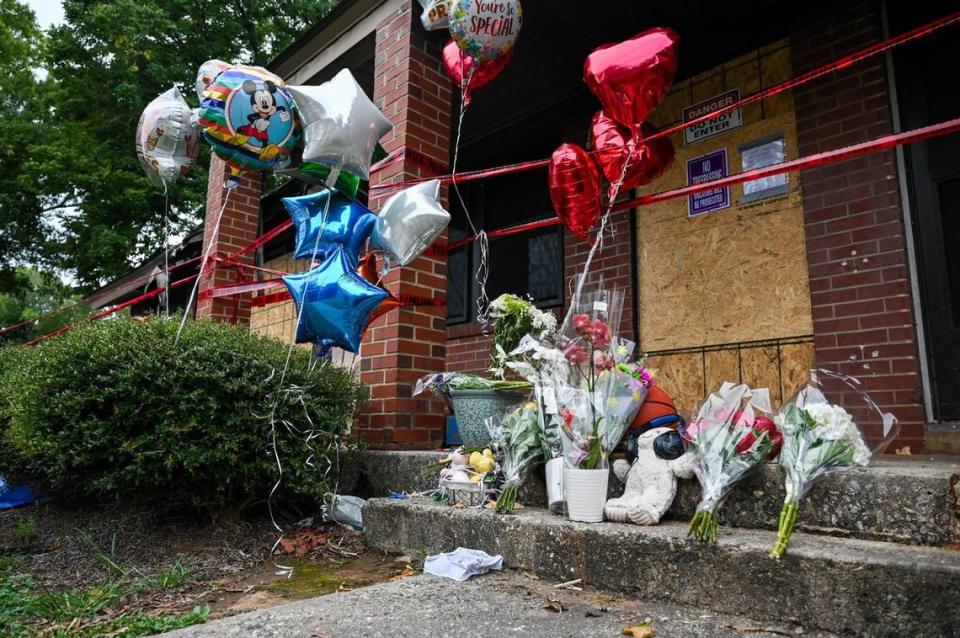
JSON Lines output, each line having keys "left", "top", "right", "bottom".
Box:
{"left": 0, "top": 316, "right": 366, "bottom": 515}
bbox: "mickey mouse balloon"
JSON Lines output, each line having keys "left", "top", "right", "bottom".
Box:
{"left": 198, "top": 65, "right": 299, "bottom": 176}
{"left": 136, "top": 87, "right": 199, "bottom": 187}
{"left": 450, "top": 0, "right": 522, "bottom": 62}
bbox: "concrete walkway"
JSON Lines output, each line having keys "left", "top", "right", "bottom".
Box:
{"left": 164, "top": 570, "right": 831, "bottom": 638}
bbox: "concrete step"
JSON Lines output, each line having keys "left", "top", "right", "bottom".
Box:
{"left": 346, "top": 451, "right": 960, "bottom": 546}
{"left": 163, "top": 571, "right": 836, "bottom": 638}
{"left": 362, "top": 497, "right": 960, "bottom": 637}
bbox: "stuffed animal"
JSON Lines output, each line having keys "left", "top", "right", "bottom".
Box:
{"left": 604, "top": 426, "right": 695, "bottom": 525}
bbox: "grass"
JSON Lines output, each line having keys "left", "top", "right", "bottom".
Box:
{"left": 15, "top": 517, "right": 38, "bottom": 544}
{"left": 0, "top": 545, "right": 208, "bottom": 637}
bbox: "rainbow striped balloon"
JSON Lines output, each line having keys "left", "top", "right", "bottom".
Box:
{"left": 199, "top": 65, "right": 299, "bottom": 175}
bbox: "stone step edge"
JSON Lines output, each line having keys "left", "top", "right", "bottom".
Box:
{"left": 362, "top": 497, "right": 960, "bottom": 637}
{"left": 345, "top": 451, "right": 960, "bottom": 546}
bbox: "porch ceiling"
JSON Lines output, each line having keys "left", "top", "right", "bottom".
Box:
{"left": 460, "top": 0, "right": 812, "bottom": 165}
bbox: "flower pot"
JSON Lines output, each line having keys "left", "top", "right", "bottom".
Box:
{"left": 449, "top": 389, "right": 525, "bottom": 447}
{"left": 563, "top": 467, "right": 609, "bottom": 523}
{"left": 545, "top": 457, "right": 566, "bottom": 515}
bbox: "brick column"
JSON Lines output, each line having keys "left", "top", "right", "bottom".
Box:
{"left": 359, "top": 2, "right": 452, "bottom": 448}
{"left": 196, "top": 157, "right": 261, "bottom": 324}
{"left": 792, "top": 2, "right": 925, "bottom": 449}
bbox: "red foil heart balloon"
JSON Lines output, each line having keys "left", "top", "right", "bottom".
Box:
{"left": 548, "top": 143, "right": 601, "bottom": 243}
{"left": 442, "top": 39, "right": 514, "bottom": 106}
{"left": 583, "top": 28, "right": 679, "bottom": 134}
{"left": 590, "top": 111, "right": 675, "bottom": 197}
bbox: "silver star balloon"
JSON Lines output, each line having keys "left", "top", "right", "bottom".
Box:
{"left": 288, "top": 69, "right": 393, "bottom": 181}
{"left": 371, "top": 179, "right": 451, "bottom": 266}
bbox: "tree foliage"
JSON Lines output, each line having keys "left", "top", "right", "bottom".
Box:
{"left": 1, "top": 0, "right": 338, "bottom": 290}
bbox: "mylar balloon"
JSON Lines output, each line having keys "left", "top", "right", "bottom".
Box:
{"left": 199, "top": 65, "right": 299, "bottom": 175}
{"left": 418, "top": 0, "right": 452, "bottom": 30}
{"left": 357, "top": 252, "right": 380, "bottom": 285}
{"left": 449, "top": 0, "right": 522, "bottom": 62}
{"left": 195, "top": 59, "right": 231, "bottom": 101}
{"left": 583, "top": 27, "right": 679, "bottom": 134}
{"left": 590, "top": 111, "right": 675, "bottom": 197}
{"left": 296, "top": 162, "right": 362, "bottom": 199}
{"left": 136, "top": 87, "right": 199, "bottom": 187}
{"left": 548, "top": 143, "right": 601, "bottom": 243}
{"left": 371, "top": 179, "right": 450, "bottom": 266}
{"left": 283, "top": 190, "right": 376, "bottom": 263}
{"left": 288, "top": 69, "right": 393, "bottom": 181}
{"left": 282, "top": 248, "right": 388, "bottom": 353}
{"left": 442, "top": 39, "right": 513, "bottom": 106}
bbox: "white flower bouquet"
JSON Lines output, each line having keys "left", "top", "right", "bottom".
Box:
{"left": 486, "top": 401, "right": 542, "bottom": 513}
{"left": 770, "top": 372, "right": 896, "bottom": 558}
{"left": 685, "top": 382, "right": 782, "bottom": 544}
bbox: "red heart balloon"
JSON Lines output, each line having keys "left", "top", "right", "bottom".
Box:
{"left": 442, "top": 39, "right": 513, "bottom": 106}
{"left": 548, "top": 143, "right": 601, "bottom": 243}
{"left": 590, "top": 111, "right": 675, "bottom": 198}
{"left": 583, "top": 28, "right": 679, "bottom": 134}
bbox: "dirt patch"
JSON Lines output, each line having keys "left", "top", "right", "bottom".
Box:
{"left": 0, "top": 501, "right": 416, "bottom": 628}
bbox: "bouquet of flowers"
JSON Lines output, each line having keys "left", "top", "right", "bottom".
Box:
{"left": 685, "top": 382, "right": 782, "bottom": 544}
{"left": 549, "top": 289, "right": 642, "bottom": 469}
{"left": 486, "top": 401, "right": 542, "bottom": 513}
{"left": 487, "top": 294, "right": 558, "bottom": 379}
{"left": 770, "top": 372, "right": 896, "bottom": 558}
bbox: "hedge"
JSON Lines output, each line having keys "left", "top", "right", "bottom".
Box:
{"left": 0, "top": 316, "right": 366, "bottom": 515}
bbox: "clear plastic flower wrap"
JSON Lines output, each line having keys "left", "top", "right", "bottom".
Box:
{"left": 508, "top": 288, "right": 644, "bottom": 471}
{"left": 685, "top": 382, "right": 782, "bottom": 544}
{"left": 770, "top": 370, "right": 899, "bottom": 558}
{"left": 486, "top": 401, "right": 542, "bottom": 513}
{"left": 413, "top": 372, "right": 531, "bottom": 398}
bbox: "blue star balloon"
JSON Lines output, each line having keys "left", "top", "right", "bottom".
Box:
{"left": 283, "top": 189, "right": 376, "bottom": 263}
{"left": 282, "top": 248, "right": 388, "bottom": 353}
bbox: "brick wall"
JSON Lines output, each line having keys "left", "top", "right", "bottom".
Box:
{"left": 358, "top": 1, "right": 452, "bottom": 448}
{"left": 197, "top": 157, "right": 261, "bottom": 323}
{"left": 792, "top": 1, "right": 925, "bottom": 449}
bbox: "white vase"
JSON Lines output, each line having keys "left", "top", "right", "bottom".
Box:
{"left": 563, "top": 467, "right": 609, "bottom": 523}
{"left": 545, "top": 457, "right": 565, "bottom": 515}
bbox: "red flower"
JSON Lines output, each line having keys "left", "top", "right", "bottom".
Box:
{"left": 590, "top": 319, "right": 611, "bottom": 349}
{"left": 735, "top": 431, "right": 757, "bottom": 454}
{"left": 563, "top": 342, "right": 587, "bottom": 365}
{"left": 754, "top": 416, "right": 782, "bottom": 458}
{"left": 573, "top": 314, "right": 592, "bottom": 334}
{"left": 593, "top": 349, "right": 614, "bottom": 372}
{"left": 733, "top": 415, "right": 782, "bottom": 457}
{"left": 561, "top": 408, "right": 574, "bottom": 428}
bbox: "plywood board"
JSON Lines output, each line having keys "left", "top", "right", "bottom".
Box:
{"left": 740, "top": 346, "right": 781, "bottom": 400}
{"left": 704, "top": 348, "right": 740, "bottom": 395}
{"left": 646, "top": 352, "right": 705, "bottom": 416}
{"left": 636, "top": 39, "right": 813, "bottom": 353}
{"left": 780, "top": 342, "right": 815, "bottom": 405}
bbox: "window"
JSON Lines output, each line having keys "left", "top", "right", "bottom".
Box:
{"left": 446, "top": 166, "right": 564, "bottom": 324}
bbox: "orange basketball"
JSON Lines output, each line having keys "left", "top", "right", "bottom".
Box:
{"left": 630, "top": 386, "right": 680, "bottom": 431}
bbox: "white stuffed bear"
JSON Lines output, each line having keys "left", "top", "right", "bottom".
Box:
{"left": 604, "top": 426, "right": 696, "bottom": 525}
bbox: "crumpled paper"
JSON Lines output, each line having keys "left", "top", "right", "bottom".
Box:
{"left": 423, "top": 547, "right": 503, "bottom": 581}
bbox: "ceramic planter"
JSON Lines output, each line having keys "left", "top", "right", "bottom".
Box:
{"left": 449, "top": 389, "right": 525, "bottom": 447}
{"left": 563, "top": 467, "right": 609, "bottom": 523}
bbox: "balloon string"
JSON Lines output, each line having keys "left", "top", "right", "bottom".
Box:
{"left": 563, "top": 149, "right": 633, "bottom": 333}
{"left": 449, "top": 65, "right": 490, "bottom": 326}
{"left": 264, "top": 183, "right": 335, "bottom": 574}
{"left": 162, "top": 179, "right": 170, "bottom": 319}
{"left": 175, "top": 183, "right": 233, "bottom": 346}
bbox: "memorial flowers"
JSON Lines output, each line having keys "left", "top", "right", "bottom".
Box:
{"left": 770, "top": 381, "right": 874, "bottom": 558}
{"left": 686, "top": 383, "right": 782, "bottom": 544}
{"left": 487, "top": 401, "right": 542, "bottom": 513}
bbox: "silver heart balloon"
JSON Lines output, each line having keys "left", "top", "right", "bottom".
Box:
{"left": 135, "top": 87, "right": 199, "bottom": 187}
{"left": 372, "top": 179, "right": 451, "bottom": 266}
{"left": 288, "top": 69, "right": 393, "bottom": 181}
